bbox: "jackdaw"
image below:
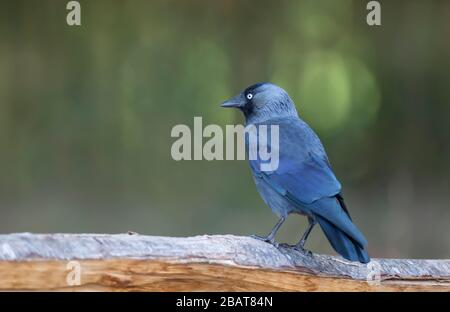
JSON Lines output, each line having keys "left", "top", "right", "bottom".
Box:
{"left": 221, "top": 82, "right": 370, "bottom": 263}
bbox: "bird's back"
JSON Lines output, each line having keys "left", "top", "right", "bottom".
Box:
{"left": 253, "top": 116, "right": 330, "bottom": 164}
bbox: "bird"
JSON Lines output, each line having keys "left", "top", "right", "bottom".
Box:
{"left": 221, "top": 82, "right": 370, "bottom": 263}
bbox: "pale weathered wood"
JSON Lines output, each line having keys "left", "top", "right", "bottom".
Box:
{"left": 0, "top": 233, "right": 448, "bottom": 291}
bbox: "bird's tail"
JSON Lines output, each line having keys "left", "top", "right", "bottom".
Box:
{"left": 316, "top": 215, "right": 370, "bottom": 263}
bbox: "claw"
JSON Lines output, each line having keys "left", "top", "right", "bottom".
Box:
{"left": 278, "top": 243, "right": 313, "bottom": 256}
{"left": 250, "top": 234, "right": 278, "bottom": 247}
{"left": 292, "top": 245, "right": 313, "bottom": 256}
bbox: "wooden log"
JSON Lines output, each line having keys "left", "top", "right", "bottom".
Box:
{"left": 0, "top": 233, "right": 448, "bottom": 291}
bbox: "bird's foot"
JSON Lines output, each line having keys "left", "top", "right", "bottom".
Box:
{"left": 278, "top": 243, "right": 313, "bottom": 256}
{"left": 292, "top": 245, "right": 313, "bottom": 257}
{"left": 250, "top": 234, "right": 279, "bottom": 248}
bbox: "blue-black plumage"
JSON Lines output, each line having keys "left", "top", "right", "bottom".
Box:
{"left": 221, "top": 82, "right": 370, "bottom": 263}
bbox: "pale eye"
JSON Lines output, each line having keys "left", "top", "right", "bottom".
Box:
{"left": 246, "top": 93, "right": 253, "bottom": 100}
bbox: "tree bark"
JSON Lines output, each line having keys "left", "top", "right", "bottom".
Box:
{"left": 0, "top": 233, "right": 448, "bottom": 291}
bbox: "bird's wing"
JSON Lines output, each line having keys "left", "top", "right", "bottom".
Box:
{"left": 249, "top": 118, "right": 341, "bottom": 205}
{"left": 252, "top": 152, "right": 341, "bottom": 205}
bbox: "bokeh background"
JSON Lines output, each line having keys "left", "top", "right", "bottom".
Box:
{"left": 1, "top": 0, "right": 449, "bottom": 259}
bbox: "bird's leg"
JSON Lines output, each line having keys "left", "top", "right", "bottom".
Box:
{"left": 292, "top": 216, "right": 316, "bottom": 254}
{"left": 250, "top": 216, "right": 286, "bottom": 246}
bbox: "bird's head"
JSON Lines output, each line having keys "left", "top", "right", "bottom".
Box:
{"left": 221, "top": 82, "right": 298, "bottom": 124}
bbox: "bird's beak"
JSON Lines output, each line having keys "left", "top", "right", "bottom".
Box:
{"left": 221, "top": 93, "right": 245, "bottom": 108}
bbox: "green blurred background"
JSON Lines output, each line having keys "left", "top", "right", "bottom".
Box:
{"left": 0, "top": 0, "right": 449, "bottom": 259}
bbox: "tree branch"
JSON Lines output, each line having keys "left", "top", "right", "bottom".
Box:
{"left": 0, "top": 233, "right": 448, "bottom": 291}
